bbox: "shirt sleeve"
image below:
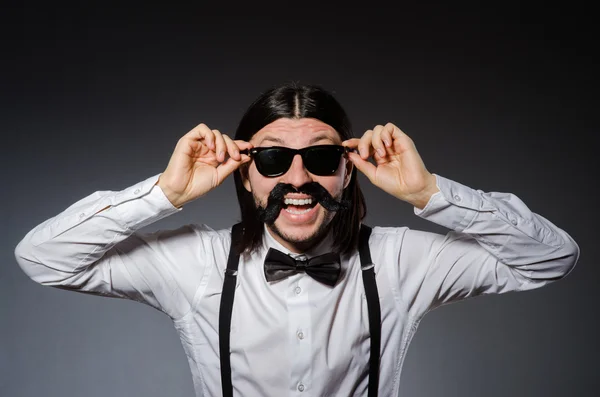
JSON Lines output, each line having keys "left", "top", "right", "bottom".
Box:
{"left": 13, "top": 174, "right": 206, "bottom": 320}
{"left": 393, "top": 173, "right": 580, "bottom": 317}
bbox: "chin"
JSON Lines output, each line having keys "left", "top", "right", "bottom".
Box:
{"left": 270, "top": 210, "right": 334, "bottom": 250}
{"left": 271, "top": 221, "right": 322, "bottom": 244}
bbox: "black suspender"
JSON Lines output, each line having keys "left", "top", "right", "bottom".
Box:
{"left": 358, "top": 224, "right": 381, "bottom": 397}
{"left": 219, "top": 223, "right": 381, "bottom": 397}
{"left": 219, "top": 223, "right": 243, "bottom": 397}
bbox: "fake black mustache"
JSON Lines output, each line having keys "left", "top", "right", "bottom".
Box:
{"left": 256, "top": 182, "right": 350, "bottom": 225}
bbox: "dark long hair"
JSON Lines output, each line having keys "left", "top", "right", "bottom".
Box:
{"left": 233, "top": 82, "right": 366, "bottom": 256}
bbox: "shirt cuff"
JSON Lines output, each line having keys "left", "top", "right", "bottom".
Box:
{"left": 414, "top": 174, "right": 495, "bottom": 232}
{"left": 111, "top": 173, "right": 182, "bottom": 231}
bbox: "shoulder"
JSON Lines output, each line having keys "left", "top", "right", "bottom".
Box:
{"left": 368, "top": 225, "right": 409, "bottom": 245}
{"left": 366, "top": 224, "right": 453, "bottom": 261}
{"left": 359, "top": 226, "right": 410, "bottom": 262}
{"left": 131, "top": 223, "right": 234, "bottom": 256}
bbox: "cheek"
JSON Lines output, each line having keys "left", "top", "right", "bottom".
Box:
{"left": 247, "top": 168, "right": 278, "bottom": 197}
{"left": 325, "top": 165, "right": 349, "bottom": 192}
{"left": 316, "top": 176, "right": 345, "bottom": 196}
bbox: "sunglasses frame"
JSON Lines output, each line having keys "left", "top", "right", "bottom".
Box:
{"left": 240, "top": 144, "right": 356, "bottom": 177}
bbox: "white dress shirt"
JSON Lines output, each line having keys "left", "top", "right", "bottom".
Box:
{"left": 14, "top": 173, "right": 580, "bottom": 397}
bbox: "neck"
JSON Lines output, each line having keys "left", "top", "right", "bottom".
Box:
{"left": 264, "top": 223, "right": 333, "bottom": 254}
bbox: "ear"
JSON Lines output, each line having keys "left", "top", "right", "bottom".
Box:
{"left": 343, "top": 158, "right": 353, "bottom": 189}
{"left": 241, "top": 164, "right": 252, "bottom": 192}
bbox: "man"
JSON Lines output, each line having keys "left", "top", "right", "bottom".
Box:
{"left": 15, "top": 82, "right": 579, "bottom": 396}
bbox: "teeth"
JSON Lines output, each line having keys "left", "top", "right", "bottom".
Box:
{"left": 285, "top": 207, "right": 313, "bottom": 214}
{"left": 284, "top": 198, "right": 313, "bottom": 206}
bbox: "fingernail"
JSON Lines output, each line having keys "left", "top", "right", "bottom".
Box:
{"left": 384, "top": 139, "right": 391, "bottom": 147}
{"left": 377, "top": 148, "right": 385, "bottom": 156}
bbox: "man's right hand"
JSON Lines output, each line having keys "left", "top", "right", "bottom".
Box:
{"left": 156, "top": 123, "right": 253, "bottom": 208}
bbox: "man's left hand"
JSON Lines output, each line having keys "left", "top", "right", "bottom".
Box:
{"left": 343, "top": 123, "right": 440, "bottom": 209}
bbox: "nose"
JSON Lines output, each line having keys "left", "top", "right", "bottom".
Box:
{"left": 282, "top": 154, "right": 312, "bottom": 188}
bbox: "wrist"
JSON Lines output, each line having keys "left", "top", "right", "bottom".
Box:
{"left": 407, "top": 173, "right": 439, "bottom": 210}
{"left": 156, "top": 177, "right": 185, "bottom": 209}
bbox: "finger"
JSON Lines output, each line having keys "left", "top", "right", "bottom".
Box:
{"left": 234, "top": 140, "right": 253, "bottom": 150}
{"left": 183, "top": 123, "right": 209, "bottom": 139}
{"left": 215, "top": 155, "right": 251, "bottom": 184}
{"left": 342, "top": 138, "right": 360, "bottom": 149}
{"left": 371, "top": 125, "right": 387, "bottom": 158}
{"left": 223, "top": 134, "right": 240, "bottom": 161}
{"left": 212, "top": 129, "right": 226, "bottom": 162}
{"left": 185, "top": 123, "right": 215, "bottom": 150}
{"left": 386, "top": 123, "right": 415, "bottom": 152}
{"left": 358, "top": 130, "right": 374, "bottom": 160}
{"left": 381, "top": 123, "right": 394, "bottom": 148}
{"left": 347, "top": 151, "right": 377, "bottom": 183}
{"left": 234, "top": 140, "right": 253, "bottom": 161}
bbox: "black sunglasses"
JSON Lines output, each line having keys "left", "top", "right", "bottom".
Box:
{"left": 240, "top": 145, "right": 355, "bottom": 177}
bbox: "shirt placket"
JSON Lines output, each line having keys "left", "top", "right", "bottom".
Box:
{"left": 287, "top": 255, "right": 313, "bottom": 396}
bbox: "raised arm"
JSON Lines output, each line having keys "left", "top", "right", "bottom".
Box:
{"left": 345, "top": 123, "right": 579, "bottom": 316}
{"left": 14, "top": 123, "right": 250, "bottom": 318}
{"left": 392, "top": 174, "right": 578, "bottom": 316}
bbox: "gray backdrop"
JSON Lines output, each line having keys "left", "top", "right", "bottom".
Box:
{"left": 2, "top": 3, "right": 597, "bottom": 397}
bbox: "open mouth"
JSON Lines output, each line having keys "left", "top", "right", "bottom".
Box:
{"left": 283, "top": 197, "right": 318, "bottom": 214}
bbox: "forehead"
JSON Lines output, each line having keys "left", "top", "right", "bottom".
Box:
{"left": 251, "top": 118, "right": 341, "bottom": 146}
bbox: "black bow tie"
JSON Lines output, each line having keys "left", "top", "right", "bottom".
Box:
{"left": 263, "top": 248, "right": 341, "bottom": 287}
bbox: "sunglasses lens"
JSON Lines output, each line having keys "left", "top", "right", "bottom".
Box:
{"left": 304, "top": 146, "right": 343, "bottom": 175}
{"left": 254, "top": 148, "right": 293, "bottom": 176}
{"left": 252, "top": 146, "right": 344, "bottom": 177}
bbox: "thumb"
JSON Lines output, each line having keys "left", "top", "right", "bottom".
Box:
{"left": 215, "top": 155, "right": 251, "bottom": 185}
{"left": 347, "top": 152, "right": 377, "bottom": 183}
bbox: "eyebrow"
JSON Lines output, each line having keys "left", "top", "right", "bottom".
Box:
{"left": 259, "top": 133, "right": 336, "bottom": 145}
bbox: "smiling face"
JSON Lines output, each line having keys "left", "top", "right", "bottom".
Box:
{"left": 242, "top": 117, "right": 353, "bottom": 253}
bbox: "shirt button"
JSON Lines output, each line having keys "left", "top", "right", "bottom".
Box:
{"left": 511, "top": 218, "right": 518, "bottom": 225}
{"left": 79, "top": 213, "right": 85, "bottom": 219}
{"left": 134, "top": 188, "right": 141, "bottom": 194}
{"left": 298, "top": 383, "right": 305, "bottom": 392}
{"left": 297, "top": 331, "right": 304, "bottom": 340}
{"left": 453, "top": 194, "right": 461, "bottom": 202}
{"left": 294, "top": 286, "right": 302, "bottom": 295}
